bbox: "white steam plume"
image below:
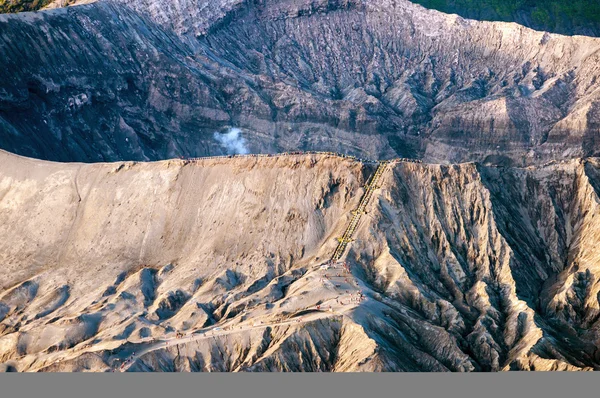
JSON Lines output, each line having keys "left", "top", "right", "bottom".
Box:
{"left": 213, "top": 128, "right": 249, "bottom": 155}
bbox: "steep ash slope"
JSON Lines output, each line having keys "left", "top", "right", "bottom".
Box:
{"left": 1, "top": 151, "right": 600, "bottom": 371}
{"left": 0, "top": 150, "right": 375, "bottom": 371}
{"left": 2, "top": 0, "right": 600, "bottom": 164}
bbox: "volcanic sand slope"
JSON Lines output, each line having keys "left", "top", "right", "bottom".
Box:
{"left": 3, "top": 0, "right": 600, "bottom": 164}
{"left": 1, "top": 150, "right": 600, "bottom": 371}
{"left": 0, "top": 150, "right": 380, "bottom": 371}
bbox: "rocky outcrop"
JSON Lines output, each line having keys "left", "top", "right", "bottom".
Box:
{"left": 348, "top": 158, "right": 600, "bottom": 371}
{"left": 2, "top": 0, "right": 600, "bottom": 164}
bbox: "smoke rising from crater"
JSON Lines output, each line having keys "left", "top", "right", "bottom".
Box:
{"left": 214, "top": 128, "right": 249, "bottom": 155}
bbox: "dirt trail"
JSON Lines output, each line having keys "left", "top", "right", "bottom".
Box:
{"left": 119, "top": 305, "right": 349, "bottom": 372}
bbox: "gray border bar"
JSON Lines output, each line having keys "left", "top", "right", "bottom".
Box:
{"left": 1, "top": 373, "right": 597, "bottom": 398}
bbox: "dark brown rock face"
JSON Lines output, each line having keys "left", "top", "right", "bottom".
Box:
{"left": 2, "top": 0, "right": 600, "bottom": 164}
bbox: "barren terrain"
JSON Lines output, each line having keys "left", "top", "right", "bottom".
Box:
{"left": 1, "top": 150, "right": 599, "bottom": 371}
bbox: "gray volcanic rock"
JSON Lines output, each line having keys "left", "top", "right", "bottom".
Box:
{"left": 0, "top": 3, "right": 235, "bottom": 162}
{"left": 2, "top": 0, "right": 600, "bottom": 164}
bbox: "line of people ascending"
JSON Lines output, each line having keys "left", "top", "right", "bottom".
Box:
{"left": 316, "top": 259, "right": 366, "bottom": 307}
{"left": 176, "top": 150, "right": 423, "bottom": 165}
{"left": 118, "top": 352, "right": 136, "bottom": 371}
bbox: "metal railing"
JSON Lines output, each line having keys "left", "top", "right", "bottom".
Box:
{"left": 330, "top": 161, "right": 389, "bottom": 263}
